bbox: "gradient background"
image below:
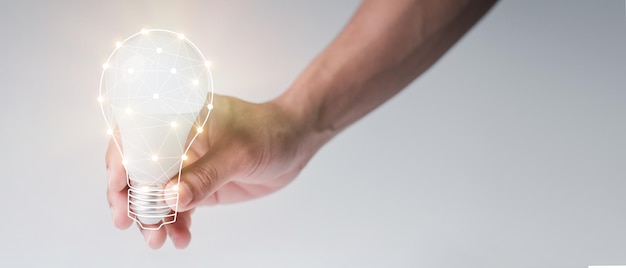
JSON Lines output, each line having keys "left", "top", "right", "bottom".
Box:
{"left": 0, "top": 1, "right": 624, "bottom": 267}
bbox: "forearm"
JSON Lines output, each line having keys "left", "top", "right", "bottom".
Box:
{"left": 275, "top": 0, "right": 496, "bottom": 149}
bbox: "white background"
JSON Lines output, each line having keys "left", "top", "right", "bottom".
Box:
{"left": 0, "top": 1, "right": 624, "bottom": 267}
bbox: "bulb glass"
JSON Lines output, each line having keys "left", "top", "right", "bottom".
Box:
{"left": 99, "top": 29, "right": 214, "bottom": 230}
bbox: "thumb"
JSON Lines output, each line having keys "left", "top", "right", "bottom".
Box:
{"left": 166, "top": 149, "right": 235, "bottom": 212}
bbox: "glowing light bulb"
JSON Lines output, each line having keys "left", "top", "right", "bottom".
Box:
{"left": 99, "top": 29, "right": 214, "bottom": 230}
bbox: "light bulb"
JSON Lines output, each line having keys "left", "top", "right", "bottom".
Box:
{"left": 99, "top": 29, "right": 214, "bottom": 230}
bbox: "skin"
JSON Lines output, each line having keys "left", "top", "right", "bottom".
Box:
{"left": 106, "top": 0, "right": 497, "bottom": 249}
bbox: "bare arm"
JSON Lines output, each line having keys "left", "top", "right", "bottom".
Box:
{"left": 278, "top": 0, "right": 497, "bottom": 147}
{"left": 106, "top": 0, "right": 497, "bottom": 249}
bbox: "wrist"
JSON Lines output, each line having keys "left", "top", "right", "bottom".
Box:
{"left": 271, "top": 85, "right": 334, "bottom": 158}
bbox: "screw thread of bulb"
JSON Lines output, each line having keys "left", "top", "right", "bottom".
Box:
{"left": 128, "top": 181, "right": 178, "bottom": 229}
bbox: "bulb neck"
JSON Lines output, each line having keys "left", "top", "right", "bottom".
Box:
{"left": 127, "top": 181, "right": 179, "bottom": 230}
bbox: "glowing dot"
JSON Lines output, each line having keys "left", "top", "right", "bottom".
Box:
{"left": 207, "top": 104, "right": 214, "bottom": 110}
{"left": 170, "top": 68, "right": 177, "bottom": 74}
{"left": 125, "top": 107, "right": 132, "bottom": 114}
{"left": 156, "top": 48, "right": 162, "bottom": 53}
{"left": 170, "top": 121, "right": 177, "bottom": 128}
{"left": 172, "top": 184, "right": 179, "bottom": 191}
{"left": 153, "top": 93, "right": 159, "bottom": 99}
{"left": 204, "top": 61, "right": 211, "bottom": 68}
{"left": 196, "top": 127, "right": 203, "bottom": 133}
{"left": 151, "top": 155, "right": 158, "bottom": 161}
{"left": 140, "top": 29, "right": 148, "bottom": 35}
{"left": 106, "top": 129, "right": 113, "bottom": 135}
{"left": 102, "top": 63, "right": 109, "bottom": 69}
{"left": 122, "top": 159, "right": 128, "bottom": 166}
{"left": 178, "top": 34, "right": 185, "bottom": 39}
{"left": 181, "top": 155, "right": 188, "bottom": 161}
{"left": 97, "top": 96, "right": 104, "bottom": 103}
{"left": 128, "top": 68, "right": 134, "bottom": 74}
{"left": 115, "top": 42, "right": 122, "bottom": 48}
{"left": 192, "top": 79, "right": 199, "bottom": 86}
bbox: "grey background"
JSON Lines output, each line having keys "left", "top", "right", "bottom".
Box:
{"left": 0, "top": 0, "right": 624, "bottom": 267}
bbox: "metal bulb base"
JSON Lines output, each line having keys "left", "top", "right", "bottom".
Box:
{"left": 128, "top": 182, "right": 178, "bottom": 230}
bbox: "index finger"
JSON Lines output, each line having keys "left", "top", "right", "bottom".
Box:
{"left": 106, "top": 138, "right": 127, "bottom": 192}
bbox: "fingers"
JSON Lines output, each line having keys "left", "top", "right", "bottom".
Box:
{"left": 107, "top": 128, "right": 196, "bottom": 249}
{"left": 198, "top": 168, "right": 299, "bottom": 206}
{"left": 139, "top": 224, "right": 167, "bottom": 249}
{"left": 108, "top": 189, "right": 133, "bottom": 229}
{"left": 166, "top": 146, "right": 238, "bottom": 212}
{"left": 165, "top": 211, "right": 192, "bottom": 249}
{"left": 200, "top": 181, "right": 269, "bottom": 205}
{"left": 106, "top": 139, "right": 133, "bottom": 229}
{"left": 105, "top": 139, "right": 127, "bottom": 192}
{"left": 137, "top": 210, "right": 193, "bottom": 249}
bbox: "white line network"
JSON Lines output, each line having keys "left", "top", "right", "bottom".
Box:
{"left": 99, "top": 29, "right": 214, "bottom": 230}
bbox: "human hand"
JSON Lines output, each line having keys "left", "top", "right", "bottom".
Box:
{"left": 106, "top": 94, "right": 323, "bottom": 249}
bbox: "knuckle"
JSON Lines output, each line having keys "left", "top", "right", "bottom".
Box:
{"left": 187, "top": 164, "right": 219, "bottom": 194}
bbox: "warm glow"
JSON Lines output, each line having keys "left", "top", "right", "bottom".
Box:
{"left": 99, "top": 29, "right": 215, "bottom": 230}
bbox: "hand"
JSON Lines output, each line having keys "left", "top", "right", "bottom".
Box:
{"left": 106, "top": 94, "right": 321, "bottom": 249}
{"left": 105, "top": 0, "right": 495, "bottom": 249}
